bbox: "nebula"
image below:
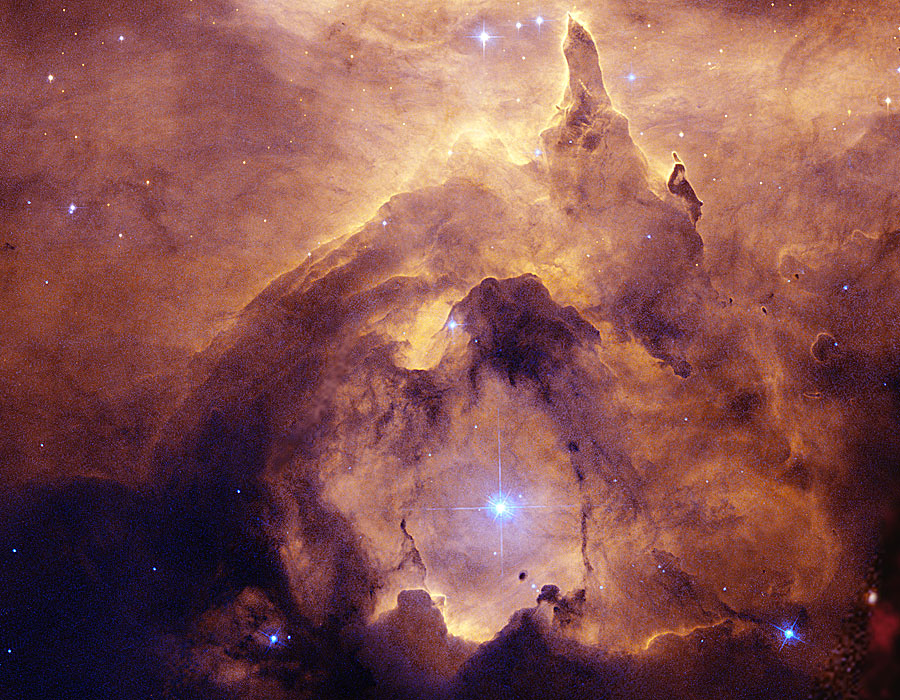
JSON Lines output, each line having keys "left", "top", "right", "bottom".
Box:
{"left": 2, "top": 1, "right": 900, "bottom": 698}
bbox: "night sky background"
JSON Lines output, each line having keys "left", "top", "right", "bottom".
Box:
{"left": 2, "top": 1, "right": 900, "bottom": 698}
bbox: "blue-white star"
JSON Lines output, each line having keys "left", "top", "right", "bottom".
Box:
{"left": 258, "top": 627, "right": 290, "bottom": 648}
{"left": 417, "top": 399, "right": 577, "bottom": 577}
{"left": 488, "top": 493, "right": 512, "bottom": 520}
{"left": 770, "top": 620, "right": 805, "bottom": 651}
{"left": 470, "top": 22, "right": 501, "bottom": 57}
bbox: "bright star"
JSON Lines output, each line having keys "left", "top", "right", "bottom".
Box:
{"left": 410, "top": 396, "right": 579, "bottom": 580}
{"left": 471, "top": 22, "right": 500, "bottom": 57}
{"left": 446, "top": 318, "right": 459, "bottom": 330}
{"left": 47, "top": 74, "right": 54, "bottom": 83}
{"left": 67, "top": 203, "right": 76, "bottom": 214}
{"left": 771, "top": 620, "right": 804, "bottom": 650}
{"left": 627, "top": 73, "right": 637, "bottom": 82}
{"left": 488, "top": 493, "right": 513, "bottom": 519}
{"left": 516, "top": 21, "right": 522, "bottom": 30}
{"left": 535, "top": 16, "right": 544, "bottom": 25}
{"left": 259, "top": 627, "right": 286, "bottom": 647}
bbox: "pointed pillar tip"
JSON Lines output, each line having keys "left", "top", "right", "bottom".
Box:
{"left": 565, "top": 15, "right": 591, "bottom": 45}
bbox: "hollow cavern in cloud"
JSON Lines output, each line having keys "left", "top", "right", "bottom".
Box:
{"left": 2, "top": 1, "right": 900, "bottom": 698}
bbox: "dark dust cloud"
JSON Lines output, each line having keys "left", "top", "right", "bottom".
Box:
{"left": 2, "top": 0, "right": 900, "bottom": 698}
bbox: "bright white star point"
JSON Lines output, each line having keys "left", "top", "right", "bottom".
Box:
{"left": 471, "top": 22, "right": 500, "bottom": 55}
{"left": 488, "top": 493, "right": 513, "bottom": 519}
{"left": 770, "top": 620, "right": 804, "bottom": 651}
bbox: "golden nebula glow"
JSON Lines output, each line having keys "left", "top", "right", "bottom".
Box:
{"left": 1, "top": 1, "right": 899, "bottom": 698}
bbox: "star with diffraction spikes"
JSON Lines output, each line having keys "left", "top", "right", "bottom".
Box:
{"left": 419, "top": 396, "right": 577, "bottom": 578}
{"left": 770, "top": 617, "right": 806, "bottom": 651}
{"left": 470, "top": 21, "right": 501, "bottom": 58}
{"left": 257, "top": 625, "right": 291, "bottom": 650}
